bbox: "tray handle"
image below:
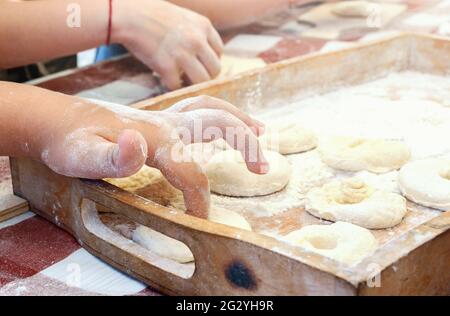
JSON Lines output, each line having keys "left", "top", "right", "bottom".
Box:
{"left": 77, "top": 180, "right": 263, "bottom": 295}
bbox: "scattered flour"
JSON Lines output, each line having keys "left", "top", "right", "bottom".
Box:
{"left": 214, "top": 71, "right": 450, "bottom": 217}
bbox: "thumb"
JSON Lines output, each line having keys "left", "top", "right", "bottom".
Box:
{"left": 54, "top": 129, "right": 147, "bottom": 179}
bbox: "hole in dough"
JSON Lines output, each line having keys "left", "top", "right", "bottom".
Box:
{"left": 335, "top": 178, "right": 371, "bottom": 204}
{"left": 306, "top": 178, "right": 407, "bottom": 229}
{"left": 282, "top": 222, "right": 378, "bottom": 265}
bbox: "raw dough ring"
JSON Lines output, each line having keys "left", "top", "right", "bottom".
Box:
{"left": 259, "top": 121, "right": 318, "bottom": 154}
{"left": 319, "top": 136, "right": 411, "bottom": 173}
{"left": 398, "top": 158, "right": 450, "bottom": 211}
{"left": 205, "top": 149, "right": 292, "bottom": 197}
{"left": 306, "top": 178, "right": 407, "bottom": 229}
{"left": 332, "top": 1, "right": 377, "bottom": 18}
{"left": 283, "top": 222, "right": 378, "bottom": 265}
{"left": 132, "top": 206, "right": 252, "bottom": 263}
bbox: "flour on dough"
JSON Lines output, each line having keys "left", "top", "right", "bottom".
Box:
{"left": 332, "top": 1, "right": 379, "bottom": 18}
{"left": 133, "top": 225, "right": 194, "bottom": 263}
{"left": 206, "top": 149, "right": 292, "bottom": 197}
{"left": 283, "top": 222, "right": 378, "bottom": 265}
{"left": 259, "top": 121, "right": 317, "bottom": 154}
{"left": 306, "top": 178, "right": 407, "bottom": 229}
{"left": 398, "top": 158, "right": 450, "bottom": 211}
{"left": 319, "top": 136, "right": 411, "bottom": 173}
{"left": 219, "top": 55, "right": 266, "bottom": 78}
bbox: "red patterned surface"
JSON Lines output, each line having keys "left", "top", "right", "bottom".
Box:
{"left": 0, "top": 216, "right": 80, "bottom": 286}
{"left": 260, "top": 38, "right": 327, "bottom": 63}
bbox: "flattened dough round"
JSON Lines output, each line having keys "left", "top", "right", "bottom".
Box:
{"left": 205, "top": 150, "right": 292, "bottom": 197}
{"left": 259, "top": 121, "right": 317, "bottom": 154}
{"left": 319, "top": 136, "right": 411, "bottom": 173}
{"left": 332, "top": 1, "right": 376, "bottom": 18}
{"left": 306, "top": 178, "right": 407, "bottom": 229}
{"left": 398, "top": 158, "right": 450, "bottom": 211}
{"left": 283, "top": 222, "right": 378, "bottom": 265}
{"left": 132, "top": 207, "right": 252, "bottom": 263}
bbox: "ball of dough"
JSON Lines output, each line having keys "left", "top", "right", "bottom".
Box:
{"left": 132, "top": 207, "right": 252, "bottom": 263}
{"left": 306, "top": 178, "right": 407, "bottom": 229}
{"left": 398, "top": 158, "right": 450, "bottom": 211}
{"left": 259, "top": 121, "right": 317, "bottom": 154}
{"left": 283, "top": 222, "right": 378, "bottom": 265}
{"left": 319, "top": 136, "right": 411, "bottom": 173}
{"left": 205, "top": 150, "right": 292, "bottom": 197}
{"left": 332, "top": 1, "right": 378, "bottom": 18}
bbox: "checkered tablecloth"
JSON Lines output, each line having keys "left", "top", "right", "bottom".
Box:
{"left": 1, "top": 0, "right": 449, "bottom": 296}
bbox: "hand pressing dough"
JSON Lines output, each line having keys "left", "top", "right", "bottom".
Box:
{"left": 319, "top": 136, "right": 411, "bottom": 173}
{"left": 283, "top": 222, "right": 378, "bottom": 265}
{"left": 219, "top": 55, "right": 266, "bottom": 78}
{"left": 183, "top": 140, "right": 229, "bottom": 165}
{"left": 398, "top": 158, "right": 450, "bottom": 211}
{"left": 132, "top": 207, "right": 252, "bottom": 263}
{"left": 306, "top": 178, "right": 407, "bottom": 229}
{"left": 332, "top": 1, "right": 378, "bottom": 18}
{"left": 259, "top": 121, "right": 317, "bottom": 154}
{"left": 205, "top": 149, "right": 292, "bottom": 197}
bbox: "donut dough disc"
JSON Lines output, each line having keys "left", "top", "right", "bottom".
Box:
{"left": 132, "top": 207, "right": 251, "bottom": 263}
{"left": 283, "top": 222, "right": 378, "bottom": 265}
{"left": 219, "top": 55, "right": 266, "bottom": 78}
{"left": 332, "top": 1, "right": 376, "bottom": 18}
{"left": 259, "top": 121, "right": 318, "bottom": 154}
{"left": 306, "top": 178, "right": 407, "bottom": 229}
{"left": 319, "top": 137, "right": 411, "bottom": 173}
{"left": 205, "top": 149, "right": 292, "bottom": 197}
{"left": 398, "top": 158, "right": 450, "bottom": 211}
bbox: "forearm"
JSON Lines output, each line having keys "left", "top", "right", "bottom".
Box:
{"left": 169, "top": 0, "right": 314, "bottom": 30}
{"left": 0, "top": 82, "right": 87, "bottom": 159}
{"left": 0, "top": 0, "right": 108, "bottom": 69}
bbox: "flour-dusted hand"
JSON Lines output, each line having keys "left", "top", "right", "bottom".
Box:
{"left": 112, "top": 0, "right": 223, "bottom": 90}
{"left": 0, "top": 83, "right": 267, "bottom": 218}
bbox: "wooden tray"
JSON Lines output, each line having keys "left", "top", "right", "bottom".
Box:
{"left": 11, "top": 33, "right": 450, "bottom": 295}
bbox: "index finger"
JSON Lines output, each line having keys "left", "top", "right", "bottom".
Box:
{"left": 149, "top": 140, "right": 211, "bottom": 219}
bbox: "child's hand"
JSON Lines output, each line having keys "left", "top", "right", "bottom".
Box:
{"left": 37, "top": 94, "right": 266, "bottom": 218}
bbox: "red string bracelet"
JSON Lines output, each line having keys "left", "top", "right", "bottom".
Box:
{"left": 106, "top": 0, "right": 113, "bottom": 45}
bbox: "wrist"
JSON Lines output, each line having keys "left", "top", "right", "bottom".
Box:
{"left": 110, "top": 0, "right": 134, "bottom": 45}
